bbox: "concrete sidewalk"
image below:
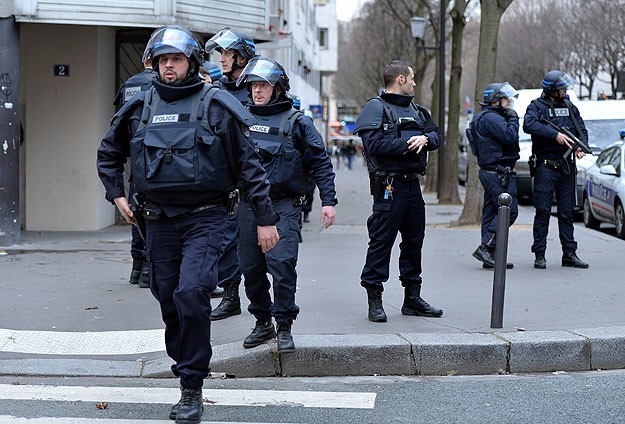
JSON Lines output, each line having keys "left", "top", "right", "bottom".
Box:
{"left": 1, "top": 157, "right": 624, "bottom": 379}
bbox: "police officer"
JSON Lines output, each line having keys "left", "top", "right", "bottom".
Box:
{"left": 469, "top": 82, "right": 520, "bottom": 269}
{"left": 236, "top": 56, "right": 337, "bottom": 352}
{"left": 205, "top": 27, "right": 255, "bottom": 104}
{"left": 524, "top": 70, "right": 589, "bottom": 270}
{"left": 203, "top": 27, "right": 257, "bottom": 320}
{"left": 113, "top": 56, "right": 157, "bottom": 288}
{"left": 96, "top": 26, "right": 279, "bottom": 423}
{"left": 354, "top": 60, "right": 442, "bottom": 323}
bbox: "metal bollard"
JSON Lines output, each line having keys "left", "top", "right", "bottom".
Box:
{"left": 490, "top": 193, "right": 512, "bottom": 329}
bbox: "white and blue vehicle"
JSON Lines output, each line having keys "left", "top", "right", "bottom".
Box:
{"left": 583, "top": 140, "right": 625, "bottom": 239}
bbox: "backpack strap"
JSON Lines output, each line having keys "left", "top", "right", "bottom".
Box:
{"left": 136, "top": 87, "right": 156, "bottom": 132}
{"left": 373, "top": 96, "right": 397, "bottom": 134}
{"left": 195, "top": 84, "right": 220, "bottom": 121}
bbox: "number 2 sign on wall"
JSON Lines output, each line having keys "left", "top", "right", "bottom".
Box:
{"left": 54, "top": 65, "right": 70, "bottom": 77}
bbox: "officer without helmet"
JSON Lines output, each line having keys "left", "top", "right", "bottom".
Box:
{"left": 354, "top": 60, "right": 443, "bottom": 323}
{"left": 96, "top": 25, "right": 279, "bottom": 424}
{"left": 523, "top": 70, "right": 589, "bottom": 269}
{"left": 236, "top": 56, "right": 337, "bottom": 353}
{"left": 470, "top": 82, "right": 520, "bottom": 270}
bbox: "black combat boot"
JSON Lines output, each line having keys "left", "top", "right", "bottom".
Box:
{"left": 481, "top": 246, "right": 514, "bottom": 269}
{"left": 138, "top": 260, "right": 150, "bottom": 288}
{"left": 562, "top": 252, "right": 589, "bottom": 268}
{"left": 210, "top": 286, "right": 224, "bottom": 298}
{"left": 129, "top": 257, "right": 143, "bottom": 285}
{"left": 169, "top": 399, "right": 181, "bottom": 420}
{"left": 276, "top": 323, "right": 295, "bottom": 353}
{"left": 534, "top": 252, "right": 546, "bottom": 269}
{"left": 174, "top": 386, "right": 203, "bottom": 424}
{"left": 210, "top": 282, "right": 241, "bottom": 320}
{"left": 243, "top": 320, "right": 276, "bottom": 349}
{"left": 401, "top": 284, "right": 443, "bottom": 317}
{"left": 472, "top": 244, "right": 495, "bottom": 268}
{"left": 366, "top": 288, "right": 387, "bottom": 322}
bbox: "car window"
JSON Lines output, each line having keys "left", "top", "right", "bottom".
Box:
{"left": 597, "top": 146, "right": 620, "bottom": 171}
{"left": 584, "top": 119, "right": 625, "bottom": 150}
{"left": 595, "top": 147, "right": 612, "bottom": 167}
{"left": 611, "top": 148, "right": 621, "bottom": 174}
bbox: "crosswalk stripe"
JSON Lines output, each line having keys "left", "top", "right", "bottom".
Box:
{"left": 0, "top": 384, "right": 376, "bottom": 409}
{"left": 0, "top": 418, "right": 292, "bottom": 424}
{"left": 0, "top": 328, "right": 164, "bottom": 355}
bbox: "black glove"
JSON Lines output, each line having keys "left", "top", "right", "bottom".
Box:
{"left": 505, "top": 108, "right": 518, "bottom": 119}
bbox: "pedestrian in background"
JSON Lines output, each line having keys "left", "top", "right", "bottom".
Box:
{"left": 97, "top": 25, "right": 279, "bottom": 423}
{"left": 236, "top": 56, "right": 337, "bottom": 353}
{"left": 524, "top": 70, "right": 589, "bottom": 269}
{"left": 469, "top": 82, "right": 520, "bottom": 270}
{"left": 354, "top": 60, "right": 443, "bottom": 323}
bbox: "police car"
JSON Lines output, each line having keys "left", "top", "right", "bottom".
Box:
{"left": 583, "top": 140, "right": 625, "bottom": 239}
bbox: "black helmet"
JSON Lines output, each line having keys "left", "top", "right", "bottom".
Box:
{"left": 205, "top": 27, "right": 256, "bottom": 59}
{"left": 236, "top": 56, "right": 290, "bottom": 92}
{"left": 542, "top": 70, "right": 574, "bottom": 93}
{"left": 143, "top": 25, "right": 203, "bottom": 69}
{"left": 480, "top": 82, "right": 519, "bottom": 105}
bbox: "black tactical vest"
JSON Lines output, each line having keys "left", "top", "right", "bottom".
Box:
{"left": 249, "top": 108, "right": 307, "bottom": 196}
{"left": 130, "top": 85, "right": 231, "bottom": 194}
{"left": 366, "top": 97, "right": 429, "bottom": 174}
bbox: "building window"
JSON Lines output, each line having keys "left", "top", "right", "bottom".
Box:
{"left": 319, "top": 28, "right": 328, "bottom": 49}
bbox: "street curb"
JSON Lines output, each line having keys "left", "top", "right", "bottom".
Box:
{"left": 3, "top": 328, "right": 625, "bottom": 379}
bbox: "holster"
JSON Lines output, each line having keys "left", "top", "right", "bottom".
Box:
{"left": 528, "top": 154, "right": 537, "bottom": 177}
{"left": 495, "top": 165, "right": 516, "bottom": 190}
{"left": 226, "top": 189, "right": 240, "bottom": 216}
{"left": 130, "top": 193, "right": 147, "bottom": 240}
{"left": 369, "top": 174, "right": 385, "bottom": 197}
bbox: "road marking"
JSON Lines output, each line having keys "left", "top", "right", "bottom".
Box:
{"left": 0, "top": 328, "right": 164, "bottom": 355}
{"left": 0, "top": 384, "right": 376, "bottom": 409}
{"left": 0, "top": 418, "right": 292, "bottom": 424}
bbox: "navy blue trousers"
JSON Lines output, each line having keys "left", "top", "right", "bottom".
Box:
{"left": 238, "top": 199, "right": 301, "bottom": 325}
{"left": 532, "top": 164, "right": 577, "bottom": 254}
{"left": 360, "top": 179, "right": 425, "bottom": 292}
{"left": 217, "top": 214, "right": 241, "bottom": 286}
{"left": 479, "top": 171, "right": 518, "bottom": 247}
{"left": 146, "top": 208, "right": 226, "bottom": 389}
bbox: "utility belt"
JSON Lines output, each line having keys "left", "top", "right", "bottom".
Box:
{"left": 369, "top": 172, "right": 420, "bottom": 198}
{"left": 270, "top": 192, "right": 307, "bottom": 208}
{"left": 480, "top": 165, "right": 516, "bottom": 189}
{"left": 141, "top": 203, "right": 222, "bottom": 221}
{"left": 537, "top": 158, "right": 563, "bottom": 171}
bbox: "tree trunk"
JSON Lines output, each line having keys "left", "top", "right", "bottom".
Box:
{"left": 455, "top": 0, "right": 514, "bottom": 226}
{"left": 438, "top": 0, "right": 467, "bottom": 205}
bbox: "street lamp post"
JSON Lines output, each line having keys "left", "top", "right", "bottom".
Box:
{"left": 410, "top": 13, "right": 445, "bottom": 198}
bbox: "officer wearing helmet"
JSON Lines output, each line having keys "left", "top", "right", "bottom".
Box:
{"left": 354, "top": 60, "right": 443, "bottom": 323}
{"left": 469, "top": 82, "right": 520, "bottom": 269}
{"left": 524, "top": 70, "right": 589, "bottom": 269}
{"left": 204, "top": 27, "right": 256, "bottom": 322}
{"left": 236, "top": 56, "right": 337, "bottom": 353}
{"left": 97, "top": 25, "right": 279, "bottom": 424}
{"left": 113, "top": 53, "right": 157, "bottom": 289}
{"left": 205, "top": 27, "right": 256, "bottom": 104}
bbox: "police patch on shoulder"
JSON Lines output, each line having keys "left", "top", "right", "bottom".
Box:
{"left": 242, "top": 125, "right": 251, "bottom": 137}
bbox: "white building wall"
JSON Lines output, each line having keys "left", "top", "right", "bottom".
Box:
{"left": 22, "top": 24, "right": 116, "bottom": 230}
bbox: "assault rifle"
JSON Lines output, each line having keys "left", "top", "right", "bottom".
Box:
{"left": 539, "top": 117, "right": 593, "bottom": 158}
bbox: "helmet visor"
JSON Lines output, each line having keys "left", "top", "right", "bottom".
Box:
{"left": 554, "top": 72, "right": 574, "bottom": 89}
{"left": 499, "top": 82, "right": 519, "bottom": 100}
{"left": 236, "top": 57, "right": 283, "bottom": 87}
{"left": 205, "top": 28, "right": 240, "bottom": 53}
{"left": 144, "top": 27, "right": 198, "bottom": 61}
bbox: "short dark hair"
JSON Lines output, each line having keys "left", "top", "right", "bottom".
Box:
{"left": 383, "top": 60, "right": 412, "bottom": 88}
